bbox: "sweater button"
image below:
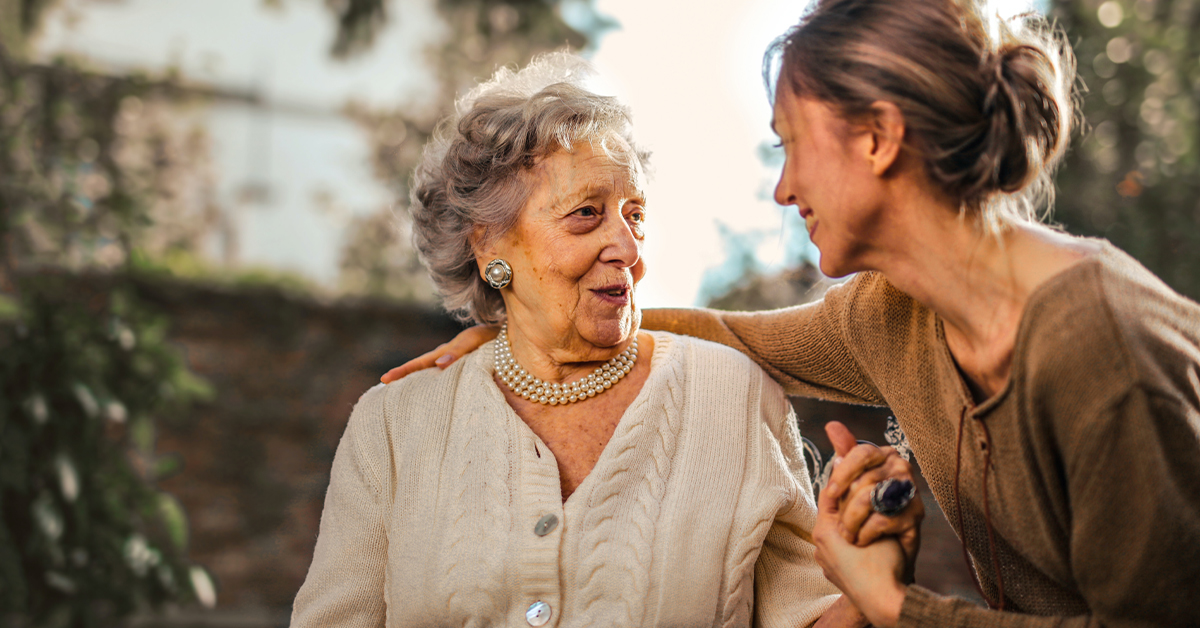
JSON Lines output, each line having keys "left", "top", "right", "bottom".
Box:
{"left": 534, "top": 514, "right": 559, "bottom": 536}
{"left": 526, "top": 600, "right": 552, "bottom": 626}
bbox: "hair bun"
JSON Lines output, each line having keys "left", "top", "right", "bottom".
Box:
{"left": 975, "top": 41, "right": 1065, "bottom": 199}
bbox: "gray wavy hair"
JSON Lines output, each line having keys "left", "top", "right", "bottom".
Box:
{"left": 410, "top": 52, "right": 649, "bottom": 325}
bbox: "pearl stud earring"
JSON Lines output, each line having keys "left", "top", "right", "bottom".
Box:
{"left": 484, "top": 259, "right": 512, "bottom": 289}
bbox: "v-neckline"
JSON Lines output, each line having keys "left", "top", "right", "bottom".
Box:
{"left": 480, "top": 331, "right": 672, "bottom": 508}
{"left": 933, "top": 241, "right": 1110, "bottom": 417}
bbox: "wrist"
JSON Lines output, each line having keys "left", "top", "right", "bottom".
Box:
{"left": 863, "top": 580, "right": 907, "bottom": 628}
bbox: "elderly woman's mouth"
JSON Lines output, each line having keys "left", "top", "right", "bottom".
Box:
{"left": 591, "top": 284, "right": 633, "bottom": 304}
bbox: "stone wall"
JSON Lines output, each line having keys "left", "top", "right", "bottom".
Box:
{"left": 137, "top": 279, "right": 463, "bottom": 625}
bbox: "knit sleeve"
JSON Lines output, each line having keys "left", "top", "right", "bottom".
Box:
{"left": 640, "top": 276, "right": 885, "bottom": 405}
{"left": 897, "top": 585, "right": 1095, "bottom": 627}
{"left": 898, "top": 383, "right": 1200, "bottom": 628}
{"left": 752, "top": 371, "right": 842, "bottom": 628}
{"left": 290, "top": 385, "right": 391, "bottom": 628}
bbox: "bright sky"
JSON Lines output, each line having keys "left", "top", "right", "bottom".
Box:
{"left": 34, "top": 0, "right": 1035, "bottom": 308}
{"left": 588, "top": 0, "right": 816, "bottom": 306}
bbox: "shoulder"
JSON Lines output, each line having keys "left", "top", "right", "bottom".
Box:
{"left": 828, "top": 272, "right": 936, "bottom": 354}
{"left": 653, "top": 330, "right": 777, "bottom": 390}
{"left": 839, "top": 271, "right": 927, "bottom": 319}
{"left": 650, "top": 331, "right": 794, "bottom": 432}
{"left": 347, "top": 348, "right": 493, "bottom": 453}
{"left": 1089, "top": 244, "right": 1200, "bottom": 390}
{"left": 1020, "top": 242, "right": 1200, "bottom": 405}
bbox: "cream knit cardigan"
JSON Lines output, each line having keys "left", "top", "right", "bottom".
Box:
{"left": 291, "top": 331, "right": 839, "bottom": 628}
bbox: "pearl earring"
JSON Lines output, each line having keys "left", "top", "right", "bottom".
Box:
{"left": 484, "top": 259, "right": 512, "bottom": 289}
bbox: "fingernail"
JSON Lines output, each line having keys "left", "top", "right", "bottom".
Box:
{"left": 826, "top": 482, "right": 839, "bottom": 496}
{"left": 435, "top": 354, "right": 454, "bottom": 367}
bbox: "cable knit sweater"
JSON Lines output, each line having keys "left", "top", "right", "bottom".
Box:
{"left": 291, "top": 331, "right": 840, "bottom": 628}
{"left": 643, "top": 241, "right": 1200, "bottom": 627}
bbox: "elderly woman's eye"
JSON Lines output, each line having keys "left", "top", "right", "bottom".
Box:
{"left": 573, "top": 206, "right": 599, "bottom": 218}
{"left": 628, "top": 210, "right": 645, "bottom": 224}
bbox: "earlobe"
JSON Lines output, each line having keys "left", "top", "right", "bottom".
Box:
{"left": 868, "top": 101, "right": 905, "bottom": 176}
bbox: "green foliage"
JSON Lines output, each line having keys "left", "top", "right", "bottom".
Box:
{"left": 0, "top": 12, "right": 213, "bottom": 626}
{"left": 129, "top": 248, "right": 322, "bottom": 298}
{"left": 0, "top": 277, "right": 213, "bottom": 626}
{"left": 1050, "top": 0, "right": 1200, "bottom": 300}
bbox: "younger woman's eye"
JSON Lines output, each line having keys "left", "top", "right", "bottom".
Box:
{"left": 771, "top": 141, "right": 783, "bottom": 149}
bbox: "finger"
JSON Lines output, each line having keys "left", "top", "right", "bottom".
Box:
{"left": 382, "top": 325, "right": 500, "bottom": 382}
{"left": 856, "top": 499, "right": 924, "bottom": 547}
{"left": 839, "top": 481, "right": 878, "bottom": 542}
{"left": 381, "top": 349, "right": 444, "bottom": 383}
{"left": 900, "top": 526, "right": 922, "bottom": 580}
{"left": 816, "top": 470, "right": 844, "bottom": 520}
{"left": 457, "top": 324, "right": 500, "bottom": 350}
{"left": 842, "top": 453, "right": 911, "bottom": 501}
{"left": 825, "top": 442, "right": 888, "bottom": 502}
{"left": 840, "top": 465, "right": 919, "bottom": 540}
{"left": 439, "top": 326, "right": 500, "bottom": 366}
{"left": 825, "top": 421, "right": 859, "bottom": 458}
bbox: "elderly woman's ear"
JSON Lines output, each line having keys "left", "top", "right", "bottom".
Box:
{"left": 471, "top": 227, "right": 515, "bottom": 290}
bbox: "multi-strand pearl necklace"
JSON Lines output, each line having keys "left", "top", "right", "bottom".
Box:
{"left": 494, "top": 323, "right": 638, "bottom": 405}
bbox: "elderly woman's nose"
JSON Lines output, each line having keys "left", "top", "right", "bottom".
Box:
{"left": 599, "top": 215, "right": 641, "bottom": 267}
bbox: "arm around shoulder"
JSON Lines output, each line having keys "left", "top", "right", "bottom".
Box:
{"left": 642, "top": 276, "right": 886, "bottom": 405}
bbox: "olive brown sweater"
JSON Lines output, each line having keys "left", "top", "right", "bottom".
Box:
{"left": 645, "top": 241, "right": 1200, "bottom": 627}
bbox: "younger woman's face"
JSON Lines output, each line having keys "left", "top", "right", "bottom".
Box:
{"left": 772, "top": 85, "right": 889, "bottom": 278}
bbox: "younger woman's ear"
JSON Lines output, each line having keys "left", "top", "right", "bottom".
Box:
{"left": 867, "top": 101, "right": 906, "bottom": 176}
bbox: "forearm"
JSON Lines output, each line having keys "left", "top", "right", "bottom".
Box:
{"left": 642, "top": 303, "right": 883, "bottom": 405}
{"left": 898, "top": 585, "right": 1096, "bottom": 628}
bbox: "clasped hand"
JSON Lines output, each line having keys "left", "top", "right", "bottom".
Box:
{"left": 813, "top": 421, "right": 924, "bottom": 628}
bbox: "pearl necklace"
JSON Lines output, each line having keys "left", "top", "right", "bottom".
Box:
{"left": 494, "top": 324, "right": 638, "bottom": 405}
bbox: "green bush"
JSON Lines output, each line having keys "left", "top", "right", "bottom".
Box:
{"left": 0, "top": 276, "right": 213, "bottom": 627}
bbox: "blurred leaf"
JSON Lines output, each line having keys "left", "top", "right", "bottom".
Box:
{"left": 152, "top": 453, "right": 183, "bottom": 482}
{"left": 157, "top": 494, "right": 188, "bottom": 552}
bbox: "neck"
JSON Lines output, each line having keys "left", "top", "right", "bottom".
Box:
{"left": 502, "top": 319, "right": 638, "bottom": 384}
{"left": 865, "top": 193, "right": 1093, "bottom": 397}
{"left": 887, "top": 218, "right": 1026, "bottom": 348}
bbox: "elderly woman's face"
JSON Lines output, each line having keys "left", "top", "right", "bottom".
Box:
{"left": 481, "top": 137, "right": 646, "bottom": 354}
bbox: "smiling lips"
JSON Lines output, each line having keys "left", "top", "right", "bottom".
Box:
{"left": 799, "top": 207, "right": 817, "bottom": 236}
{"left": 592, "top": 283, "right": 632, "bottom": 305}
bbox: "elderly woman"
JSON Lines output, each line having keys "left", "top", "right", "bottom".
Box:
{"left": 290, "top": 53, "right": 856, "bottom": 627}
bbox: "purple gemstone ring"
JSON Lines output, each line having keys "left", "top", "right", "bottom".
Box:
{"left": 870, "top": 478, "right": 916, "bottom": 517}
